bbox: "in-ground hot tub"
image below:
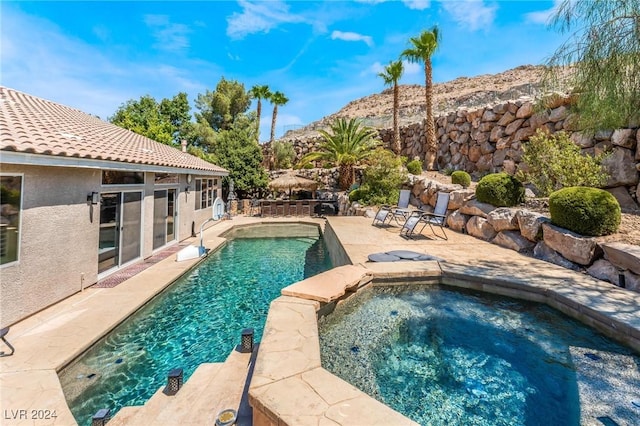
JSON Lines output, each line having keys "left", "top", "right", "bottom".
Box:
{"left": 319, "top": 284, "right": 640, "bottom": 426}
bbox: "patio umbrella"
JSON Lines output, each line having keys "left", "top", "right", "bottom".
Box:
{"left": 268, "top": 172, "right": 318, "bottom": 196}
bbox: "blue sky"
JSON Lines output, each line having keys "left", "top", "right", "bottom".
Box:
{"left": 1, "top": 1, "right": 566, "bottom": 141}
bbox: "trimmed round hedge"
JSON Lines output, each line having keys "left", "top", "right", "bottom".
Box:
{"left": 475, "top": 173, "right": 525, "bottom": 207}
{"left": 451, "top": 170, "right": 471, "bottom": 188}
{"left": 549, "top": 186, "right": 621, "bottom": 236}
{"left": 407, "top": 159, "right": 422, "bottom": 175}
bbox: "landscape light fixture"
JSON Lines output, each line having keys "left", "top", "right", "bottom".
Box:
{"left": 165, "top": 367, "right": 183, "bottom": 395}
{"left": 240, "top": 328, "right": 254, "bottom": 353}
{"left": 91, "top": 408, "right": 110, "bottom": 426}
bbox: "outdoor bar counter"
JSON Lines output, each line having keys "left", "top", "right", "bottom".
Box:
{"left": 259, "top": 199, "right": 338, "bottom": 217}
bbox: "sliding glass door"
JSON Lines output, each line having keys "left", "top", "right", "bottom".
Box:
{"left": 99, "top": 191, "right": 142, "bottom": 274}
{"left": 153, "top": 189, "right": 177, "bottom": 251}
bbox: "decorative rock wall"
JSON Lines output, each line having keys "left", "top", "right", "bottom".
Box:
{"left": 272, "top": 96, "right": 640, "bottom": 208}
{"left": 405, "top": 177, "right": 640, "bottom": 293}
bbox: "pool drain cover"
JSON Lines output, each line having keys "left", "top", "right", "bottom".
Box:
{"left": 216, "top": 408, "right": 237, "bottom": 426}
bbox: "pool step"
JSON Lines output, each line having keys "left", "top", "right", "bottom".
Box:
{"left": 110, "top": 349, "right": 252, "bottom": 425}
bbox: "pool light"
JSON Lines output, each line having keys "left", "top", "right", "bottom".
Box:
{"left": 91, "top": 408, "right": 110, "bottom": 426}
{"left": 240, "top": 328, "right": 254, "bottom": 353}
{"left": 165, "top": 368, "right": 183, "bottom": 395}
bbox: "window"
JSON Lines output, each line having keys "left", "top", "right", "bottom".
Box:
{"left": 102, "top": 171, "right": 144, "bottom": 185}
{"left": 194, "top": 178, "right": 216, "bottom": 210}
{"left": 1, "top": 175, "right": 22, "bottom": 265}
{"left": 154, "top": 173, "right": 178, "bottom": 184}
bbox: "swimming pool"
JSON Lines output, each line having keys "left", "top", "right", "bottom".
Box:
{"left": 319, "top": 284, "right": 640, "bottom": 426}
{"left": 59, "top": 223, "right": 333, "bottom": 426}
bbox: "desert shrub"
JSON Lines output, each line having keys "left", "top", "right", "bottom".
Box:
{"left": 451, "top": 170, "right": 471, "bottom": 188}
{"left": 348, "top": 188, "right": 363, "bottom": 202}
{"left": 356, "top": 149, "right": 407, "bottom": 205}
{"left": 521, "top": 129, "right": 609, "bottom": 196}
{"left": 406, "top": 159, "right": 422, "bottom": 175}
{"left": 442, "top": 166, "right": 455, "bottom": 176}
{"left": 549, "top": 186, "right": 620, "bottom": 236}
{"left": 476, "top": 172, "right": 525, "bottom": 207}
{"left": 273, "top": 140, "right": 295, "bottom": 169}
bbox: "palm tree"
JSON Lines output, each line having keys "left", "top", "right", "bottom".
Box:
{"left": 249, "top": 85, "right": 271, "bottom": 143}
{"left": 269, "top": 91, "right": 289, "bottom": 143}
{"left": 402, "top": 26, "right": 441, "bottom": 170}
{"left": 378, "top": 60, "right": 404, "bottom": 155}
{"left": 301, "top": 118, "right": 379, "bottom": 190}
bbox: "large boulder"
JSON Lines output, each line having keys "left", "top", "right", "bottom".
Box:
{"left": 600, "top": 242, "right": 640, "bottom": 275}
{"left": 586, "top": 259, "right": 621, "bottom": 285}
{"left": 542, "top": 223, "right": 602, "bottom": 265}
{"left": 458, "top": 199, "right": 496, "bottom": 218}
{"left": 447, "top": 189, "right": 476, "bottom": 210}
{"left": 602, "top": 147, "right": 639, "bottom": 187}
{"left": 516, "top": 210, "right": 549, "bottom": 242}
{"left": 446, "top": 210, "right": 470, "bottom": 233}
{"left": 533, "top": 241, "right": 582, "bottom": 271}
{"left": 493, "top": 231, "right": 535, "bottom": 253}
{"left": 486, "top": 207, "right": 520, "bottom": 232}
{"left": 466, "top": 216, "right": 497, "bottom": 241}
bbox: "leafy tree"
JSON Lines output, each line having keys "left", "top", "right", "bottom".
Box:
{"left": 208, "top": 114, "right": 269, "bottom": 198}
{"left": 543, "top": 0, "right": 640, "bottom": 130}
{"left": 269, "top": 91, "right": 288, "bottom": 143}
{"left": 378, "top": 60, "right": 404, "bottom": 155}
{"left": 402, "top": 26, "right": 441, "bottom": 170}
{"left": 520, "top": 129, "right": 609, "bottom": 196}
{"left": 109, "top": 95, "right": 175, "bottom": 145}
{"left": 249, "top": 85, "right": 271, "bottom": 142}
{"left": 300, "top": 118, "right": 379, "bottom": 190}
{"left": 159, "top": 92, "right": 192, "bottom": 143}
{"left": 273, "top": 140, "right": 295, "bottom": 169}
{"left": 357, "top": 149, "right": 407, "bottom": 206}
{"left": 195, "top": 77, "right": 251, "bottom": 131}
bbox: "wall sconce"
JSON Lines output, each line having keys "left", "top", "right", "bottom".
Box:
{"left": 87, "top": 192, "right": 99, "bottom": 205}
{"left": 240, "top": 328, "right": 254, "bottom": 353}
{"left": 91, "top": 408, "right": 110, "bottom": 426}
{"left": 165, "top": 367, "right": 183, "bottom": 395}
{"left": 185, "top": 185, "right": 191, "bottom": 195}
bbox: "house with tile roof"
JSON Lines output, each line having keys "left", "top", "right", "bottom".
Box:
{"left": 0, "top": 86, "right": 228, "bottom": 326}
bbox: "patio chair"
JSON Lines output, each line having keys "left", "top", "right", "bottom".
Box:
{"left": 400, "top": 192, "right": 450, "bottom": 240}
{"left": 372, "top": 189, "right": 412, "bottom": 226}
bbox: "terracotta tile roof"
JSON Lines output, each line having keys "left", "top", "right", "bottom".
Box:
{"left": 0, "top": 86, "right": 227, "bottom": 174}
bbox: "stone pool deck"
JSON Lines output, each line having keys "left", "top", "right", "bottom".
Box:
{"left": 1, "top": 215, "right": 639, "bottom": 425}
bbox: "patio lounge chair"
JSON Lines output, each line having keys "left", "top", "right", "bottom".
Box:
{"left": 372, "top": 189, "right": 412, "bottom": 226}
{"left": 400, "top": 191, "right": 450, "bottom": 240}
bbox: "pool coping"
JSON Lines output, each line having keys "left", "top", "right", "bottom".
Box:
{"left": 248, "top": 217, "right": 640, "bottom": 426}
{"left": 0, "top": 215, "right": 638, "bottom": 425}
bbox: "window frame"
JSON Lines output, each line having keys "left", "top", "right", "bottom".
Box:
{"left": 0, "top": 173, "right": 24, "bottom": 267}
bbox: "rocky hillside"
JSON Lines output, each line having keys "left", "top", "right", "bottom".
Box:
{"left": 284, "top": 65, "right": 561, "bottom": 138}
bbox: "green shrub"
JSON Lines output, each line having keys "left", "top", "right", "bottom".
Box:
{"left": 522, "top": 129, "right": 609, "bottom": 196}
{"left": 549, "top": 186, "right": 620, "bottom": 236}
{"left": 406, "top": 159, "right": 422, "bottom": 175}
{"left": 442, "top": 166, "right": 455, "bottom": 176}
{"left": 451, "top": 170, "right": 471, "bottom": 188}
{"left": 357, "top": 149, "right": 407, "bottom": 205}
{"left": 476, "top": 173, "right": 525, "bottom": 207}
{"left": 273, "top": 140, "right": 295, "bottom": 169}
{"left": 348, "top": 188, "right": 363, "bottom": 202}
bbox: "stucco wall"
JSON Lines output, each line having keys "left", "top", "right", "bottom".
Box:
{"left": 1, "top": 164, "right": 100, "bottom": 327}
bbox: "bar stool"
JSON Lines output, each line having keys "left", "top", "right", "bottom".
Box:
{"left": 288, "top": 200, "right": 298, "bottom": 216}
{"left": 300, "top": 200, "right": 311, "bottom": 216}
{"left": 260, "top": 200, "right": 271, "bottom": 217}
{"left": 275, "top": 200, "right": 285, "bottom": 216}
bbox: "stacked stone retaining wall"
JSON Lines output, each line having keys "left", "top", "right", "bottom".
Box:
{"left": 269, "top": 96, "right": 640, "bottom": 207}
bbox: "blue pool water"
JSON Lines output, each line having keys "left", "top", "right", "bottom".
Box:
{"left": 319, "top": 285, "right": 640, "bottom": 426}
{"left": 59, "top": 224, "right": 332, "bottom": 426}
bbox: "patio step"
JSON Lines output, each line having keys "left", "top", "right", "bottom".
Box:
{"left": 111, "top": 348, "right": 253, "bottom": 425}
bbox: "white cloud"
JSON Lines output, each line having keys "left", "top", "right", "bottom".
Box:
{"left": 525, "top": 0, "right": 563, "bottom": 25}
{"left": 144, "top": 15, "right": 191, "bottom": 52}
{"left": 402, "top": 60, "right": 421, "bottom": 76}
{"left": 441, "top": 0, "right": 497, "bottom": 31}
{"left": 370, "top": 61, "right": 385, "bottom": 75}
{"left": 331, "top": 30, "right": 373, "bottom": 47}
{"left": 226, "top": 0, "right": 306, "bottom": 39}
{"left": 402, "top": 0, "right": 431, "bottom": 10}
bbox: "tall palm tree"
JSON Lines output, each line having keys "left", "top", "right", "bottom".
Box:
{"left": 249, "top": 85, "right": 271, "bottom": 143}
{"left": 301, "top": 118, "right": 379, "bottom": 190}
{"left": 378, "top": 60, "right": 404, "bottom": 155}
{"left": 269, "top": 91, "right": 289, "bottom": 143}
{"left": 402, "top": 26, "right": 441, "bottom": 170}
